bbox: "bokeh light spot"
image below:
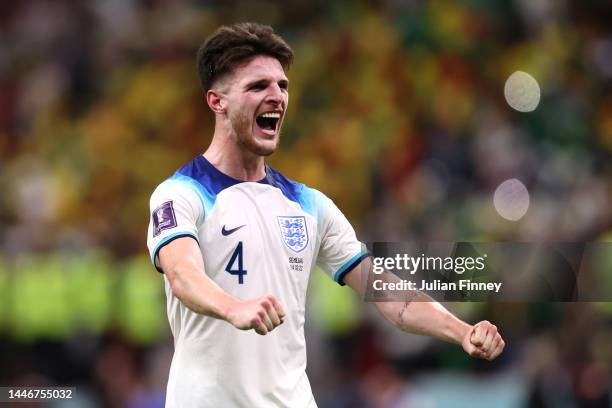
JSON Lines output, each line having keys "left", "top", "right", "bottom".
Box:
{"left": 504, "top": 71, "right": 541, "bottom": 112}
{"left": 494, "top": 178, "right": 530, "bottom": 221}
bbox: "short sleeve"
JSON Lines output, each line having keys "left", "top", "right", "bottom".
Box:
{"left": 314, "top": 191, "right": 369, "bottom": 285}
{"left": 147, "top": 178, "right": 204, "bottom": 272}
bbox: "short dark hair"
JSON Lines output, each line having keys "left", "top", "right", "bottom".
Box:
{"left": 196, "top": 22, "right": 294, "bottom": 91}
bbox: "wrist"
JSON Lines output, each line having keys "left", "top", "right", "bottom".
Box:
{"left": 219, "top": 295, "right": 241, "bottom": 323}
{"left": 446, "top": 314, "right": 472, "bottom": 344}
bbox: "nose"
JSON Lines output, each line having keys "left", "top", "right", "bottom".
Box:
{"left": 265, "top": 83, "right": 284, "bottom": 106}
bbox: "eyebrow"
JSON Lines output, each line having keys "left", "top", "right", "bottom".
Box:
{"left": 244, "top": 78, "right": 289, "bottom": 90}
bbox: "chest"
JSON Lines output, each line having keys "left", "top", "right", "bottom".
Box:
{"left": 197, "top": 184, "right": 318, "bottom": 296}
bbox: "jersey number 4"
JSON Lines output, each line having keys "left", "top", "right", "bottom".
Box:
{"left": 225, "top": 242, "right": 247, "bottom": 284}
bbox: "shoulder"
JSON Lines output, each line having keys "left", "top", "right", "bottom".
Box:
{"left": 263, "top": 166, "right": 332, "bottom": 218}
{"left": 150, "top": 157, "right": 216, "bottom": 212}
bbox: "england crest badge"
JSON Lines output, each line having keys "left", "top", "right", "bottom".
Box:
{"left": 277, "top": 216, "right": 309, "bottom": 252}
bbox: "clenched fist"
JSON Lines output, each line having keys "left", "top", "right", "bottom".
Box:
{"left": 462, "top": 320, "right": 505, "bottom": 361}
{"left": 226, "top": 294, "right": 286, "bottom": 335}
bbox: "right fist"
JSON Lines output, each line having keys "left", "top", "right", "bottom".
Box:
{"left": 226, "top": 294, "right": 286, "bottom": 335}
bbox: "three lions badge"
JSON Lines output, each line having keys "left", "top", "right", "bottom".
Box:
{"left": 277, "top": 216, "right": 308, "bottom": 252}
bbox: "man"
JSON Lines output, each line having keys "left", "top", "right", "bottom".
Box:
{"left": 147, "top": 22, "right": 504, "bottom": 408}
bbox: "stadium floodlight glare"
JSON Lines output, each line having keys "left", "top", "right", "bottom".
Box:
{"left": 493, "top": 178, "right": 530, "bottom": 221}
{"left": 504, "top": 70, "right": 541, "bottom": 112}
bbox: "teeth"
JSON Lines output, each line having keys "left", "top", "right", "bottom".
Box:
{"left": 259, "top": 112, "right": 281, "bottom": 119}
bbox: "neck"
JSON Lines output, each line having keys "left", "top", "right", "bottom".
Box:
{"left": 203, "top": 123, "right": 266, "bottom": 181}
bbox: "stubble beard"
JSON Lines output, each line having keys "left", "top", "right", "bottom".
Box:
{"left": 229, "top": 109, "right": 278, "bottom": 157}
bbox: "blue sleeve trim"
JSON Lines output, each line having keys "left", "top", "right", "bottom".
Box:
{"left": 151, "top": 232, "right": 199, "bottom": 273}
{"left": 333, "top": 250, "right": 371, "bottom": 286}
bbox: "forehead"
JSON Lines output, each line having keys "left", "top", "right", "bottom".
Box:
{"left": 228, "top": 55, "right": 287, "bottom": 85}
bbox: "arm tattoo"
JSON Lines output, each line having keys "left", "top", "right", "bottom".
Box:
{"left": 398, "top": 290, "right": 419, "bottom": 322}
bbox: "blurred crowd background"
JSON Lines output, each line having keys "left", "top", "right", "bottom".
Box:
{"left": 0, "top": 0, "right": 611, "bottom": 407}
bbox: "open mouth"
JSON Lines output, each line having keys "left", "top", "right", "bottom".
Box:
{"left": 255, "top": 112, "right": 281, "bottom": 133}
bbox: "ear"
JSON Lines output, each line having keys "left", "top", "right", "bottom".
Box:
{"left": 206, "top": 89, "right": 225, "bottom": 114}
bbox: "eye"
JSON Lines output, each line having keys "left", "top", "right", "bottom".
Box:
{"left": 250, "top": 82, "right": 266, "bottom": 91}
{"left": 279, "top": 81, "right": 289, "bottom": 91}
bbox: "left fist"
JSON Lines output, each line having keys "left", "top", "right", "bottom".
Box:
{"left": 462, "top": 320, "right": 505, "bottom": 361}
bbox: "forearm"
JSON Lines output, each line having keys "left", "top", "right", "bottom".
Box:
{"left": 157, "top": 237, "right": 285, "bottom": 335}
{"left": 343, "top": 259, "right": 472, "bottom": 344}
{"left": 168, "top": 258, "right": 238, "bottom": 320}
{"left": 344, "top": 260, "right": 504, "bottom": 358}
{"left": 158, "top": 238, "right": 237, "bottom": 321}
{"left": 375, "top": 293, "right": 471, "bottom": 344}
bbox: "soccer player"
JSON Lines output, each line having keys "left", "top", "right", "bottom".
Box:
{"left": 147, "top": 23, "right": 505, "bottom": 408}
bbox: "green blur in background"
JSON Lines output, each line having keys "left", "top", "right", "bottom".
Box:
{"left": 0, "top": 253, "right": 165, "bottom": 344}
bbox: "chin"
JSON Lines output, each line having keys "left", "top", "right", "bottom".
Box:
{"left": 239, "top": 138, "right": 278, "bottom": 156}
{"left": 253, "top": 142, "right": 278, "bottom": 156}
{"left": 236, "top": 126, "right": 280, "bottom": 156}
{"left": 250, "top": 132, "right": 280, "bottom": 156}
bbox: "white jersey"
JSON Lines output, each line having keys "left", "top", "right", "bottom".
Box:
{"left": 147, "top": 156, "right": 367, "bottom": 408}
